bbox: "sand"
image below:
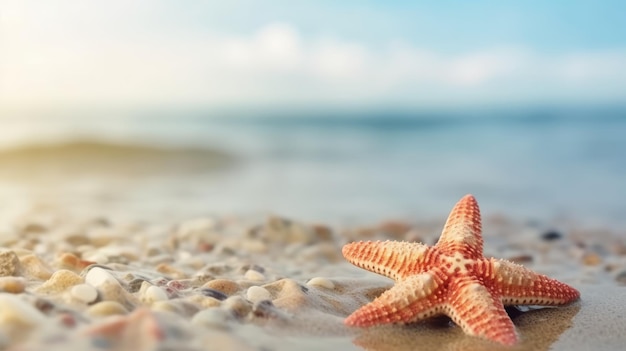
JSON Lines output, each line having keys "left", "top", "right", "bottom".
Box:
{"left": 0, "top": 205, "right": 625, "bottom": 351}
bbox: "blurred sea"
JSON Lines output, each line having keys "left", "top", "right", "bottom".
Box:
{"left": 0, "top": 107, "right": 625, "bottom": 227}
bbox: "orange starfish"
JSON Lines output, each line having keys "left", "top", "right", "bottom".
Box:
{"left": 342, "top": 194, "right": 580, "bottom": 346}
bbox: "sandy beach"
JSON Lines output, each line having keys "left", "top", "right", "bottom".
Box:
{"left": 1, "top": 199, "right": 625, "bottom": 351}
{"left": 2, "top": 1, "right": 625, "bottom": 349}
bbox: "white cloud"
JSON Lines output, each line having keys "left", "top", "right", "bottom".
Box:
{"left": 1, "top": 3, "right": 625, "bottom": 109}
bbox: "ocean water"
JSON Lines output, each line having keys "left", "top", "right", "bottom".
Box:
{"left": 1, "top": 107, "right": 625, "bottom": 227}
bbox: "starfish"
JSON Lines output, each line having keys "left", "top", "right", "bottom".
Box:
{"left": 342, "top": 194, "right": 580, "bottom": 346}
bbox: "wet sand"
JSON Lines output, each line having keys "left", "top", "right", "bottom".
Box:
{"left": 0, "top": 204, "right": 625, "bottom": 351}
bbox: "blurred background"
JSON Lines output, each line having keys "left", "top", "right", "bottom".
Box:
{"left": 0, "top": 1, "right": 625, "bottom": 226}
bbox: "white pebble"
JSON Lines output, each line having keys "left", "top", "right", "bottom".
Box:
{"left": 71, "top": 284, "right": 98, "bottom": 304}
{"left": 144, "top": 286, "right": 169, "bottom": 303}
{"left": 306, "top": 277, "right": 335, "bottom": 289}
{"left": 191, "top": 309, "right": 231, "bottom": 330}
{"left": 246, "top": 286, "right": 271, "bottom": 303}
{"left": 0, "top": 293, "right": 47, "bottom": 328}
{"left": 85, "top": 267, "right": 119, "bottom": 288}
{"left": 244, "top": 269, "right": 265, "bottom": 281}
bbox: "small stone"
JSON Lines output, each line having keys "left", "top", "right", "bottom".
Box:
{"left": 0, "top": 250, "right": 20, "bottom": 277}
{"left": 150, "top": 301, "right": 179, "bottom": 314}
{"left": 128, "top": 278, "right": 147, "bottom": 293}
{"left": 263, "top": 216, "right": 315, "bottom": 244}
{"left": 264, "top": 279, "right": 308, "bottom": 310}
{"left": 64, "top": 234, "right": 90, "bottom": 246}
{"left": 187, "top": 295, "right": 222, "bottom": 309}
{"left": 191, "top": 308, "right": 232, "bottom": 330}
{"left": 34, "top": 298, "right": 56, "bottom": 314}
{"left": 19, "top": 254, "right": 53, "bottom": 280}
{"left": 143, "top": 286, "right": 169, "bottom": 303}
{"left": 222, "top": 296, "right": 251, "bottom": 318}
{"left": 311, "top": 224, "right": 333, "bottom": 241}
{"left": 541, "top": 230, "right": 562, "bottom": 241}
{"left": 167, "top": 279, "right": 193, "bottom": 291}
{"left": 202, "top": 279, "right": 241, "bottom": 296}
{"left": 20, "top": 222, "right": 48, "bottom": 235}
{"left": 246, "top": 286, "right": 271, "bottom": 303}
{"left": 582, "top": 252, "right": 602, "bottom": 266}
{"left": 252, "top": 300, "right": 279, "bottom": 319}
{"left": 0, "top": 277, "right": 26, "bottom": 294}
{"left": 71, "top": 284, "right": 99, "bottom": 304}
{"left": 57, "top": 253, "right": 96, "bottom": 272}
{"left": 200, "top": 288, "right": 228, "bottom": 301}
{"left": 57, "top": 312, "right": 77, "bottom": 328}
{"left": 86, "top": 267, "right": 136, "bottom": 310}
{"left": 306, "top": 277, "right": 335, "bottom": 289}
{"left": 155, "top": 263, "right": 187, "bottom": 279}
{"left": 0, "top": 293, "right": 47, "bottom": 333}
{"left": 85, "top": 267, "right": 118, "bottom": 287}
{"left": 85, "top": 307, "right": 164, "bottom": 347}
{"left": 240, "top": 264, "right": 265, "bottom": 274}
{"left": 86, "top": 301, "right": 129, "bottom": 318}
{"left": 35, "top": 270, "right": 83, "bottom": 294}
{"left": 244, "top": 269, "right": 265, "bottom": 282}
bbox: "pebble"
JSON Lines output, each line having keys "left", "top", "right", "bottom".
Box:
{"left": 86, "top": 267, "right": 136, "bottom": 309}
{"left": 85, "top": 267, "right": 118, "bottom": 287}
{"left": 143, "top": 285, "right": 169, "bottom": 303}
{"left": 57, "top": 253, "right": 95, "bottom": 272}
{"left": 202, "top": 279, "right": 241, "bottom": 295}
{"left": 306, "top": 277, "right": 335, "bottom": 290}
{"left": 200, "top": 288, "right": 228, "bottom": 301}
{"left": 0, "top": 277, "right": 26, "bottom": 294}
{"left": 35, "top": 270, "right": 83, "bottom": 294}
{"left": 191, "top": 308, "right": 233, "bottom": 330}
{"left": 244, "top": 269, "right": 265, "bottom": 281}
{"left": 86, "top": 301, "right": 129, "bottom": 318}
{"left": 128, "top": 278, "right": 147, "bottom": 293}
{"left": 18, "top": 254, "right": 53, "bottom": 280}
{"left": 0, "top": 293, "right": 47, "bottom": 332}
{"left": 582, "top": 252, "right": 602, "bottom": 266}
{"left": 311, "top": 224, "right": 334, "bottom": 241}
{"left": 187, "top": 295, "right": 222, "bottom": 309}
{"left": 155, "top": 263, "right": 187, "bottom": 279}
{"left": 246, "top": 286, "right": 271, "bottom": 303}
{"left": 167, "top": 279, "right": 194, "bottom": 291}
{"left": 151, "top": 300, "right": 199, "bottom": 317}
{"left": 0, "top": 250, "right": 20, "bottom": 277}
{"left": 263, "top": 216, "right": 315, "bottom": 244}
{"left": 63, "top": 233, "right": 90, "bottom": 246}
{"left": 222, "top": 296, "right": 251, "bottom": 318}
{"left": 541, "top": 230, "right": 563, "bottom": 241}
{"left": 70, "top": 283, "right": 99, "bottom": 304}
{"left": 251, "top": 300, "right": 279, "bottom": 319}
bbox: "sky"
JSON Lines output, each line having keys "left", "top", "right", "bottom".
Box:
{"left": 1, "top": 0, "right": 625, "bottom": 111}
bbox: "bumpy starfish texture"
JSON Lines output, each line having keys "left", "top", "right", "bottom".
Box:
{"left": 342, "top": 194, "right": 580, "bottom": 346}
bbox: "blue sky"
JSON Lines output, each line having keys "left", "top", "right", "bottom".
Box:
{"left": 1, "top": 0, "right": 625, "bottom": 110}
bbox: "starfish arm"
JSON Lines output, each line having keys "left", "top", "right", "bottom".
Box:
{"left": 435, "top": 194, "right": 484, "bottom": 259}
{"left": 446, "top": 277, "right": 518, "bottom": 346}
{"left": 489, "top": 259, "right": 580, "bottom": 305}
{"left": 342, "top": 241, "right": 434, "bottom": 280}
{"left": 344, "top": 272, "right": 445, "bottom": 327}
